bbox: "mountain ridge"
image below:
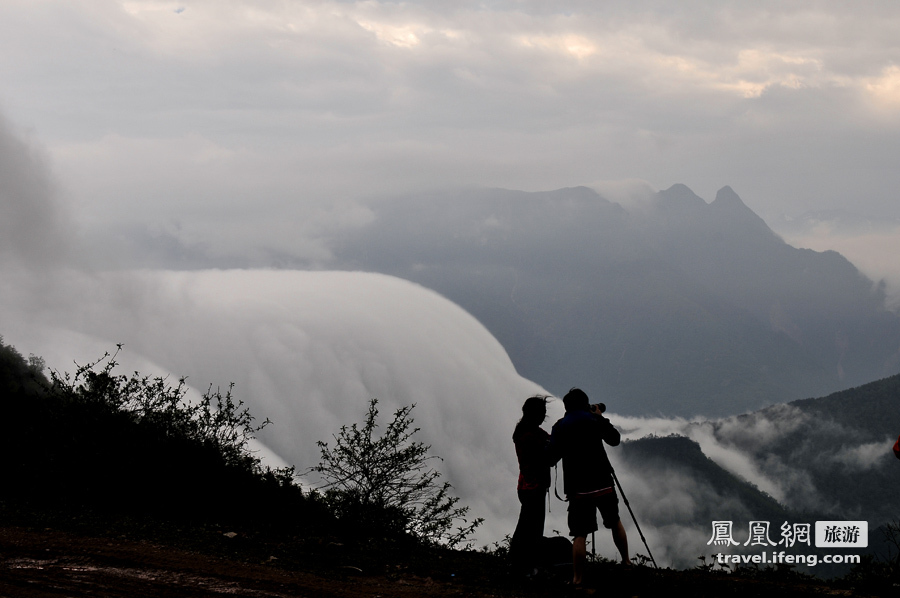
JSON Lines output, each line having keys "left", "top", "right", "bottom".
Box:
{"left": 616, "top": 371, "right": 900, "bottom": 572}
{"left": 330, "top": 184, "right": 900, "bottom": 416}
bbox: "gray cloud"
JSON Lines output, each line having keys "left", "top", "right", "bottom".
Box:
{"left": 2, "top": 1, "right": 900, "bottom": 266}
{"left": 0, "top": 116, "right": 71, "bottom": 269}
{"left": 0, "top": 114, "right": 546, "bottom": 546}
{"left": 2, "top": 267, "right": 551, "bottom": 545}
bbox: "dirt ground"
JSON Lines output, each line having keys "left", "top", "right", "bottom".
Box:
{"left": 1, "top": 525, "right": 890, "bottom": 598}
{"left": 0, "top": 526, "right": 500, "bottom": 598}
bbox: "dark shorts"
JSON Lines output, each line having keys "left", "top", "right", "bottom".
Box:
{"left": 567, "top": 489, "right": 619, "bottom": 537}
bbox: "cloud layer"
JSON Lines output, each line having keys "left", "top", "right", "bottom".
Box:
{"left": 0, "top": 113, "right": 548, "bottom": 545}
{"left": 3, "top": 1, "right": 900, "bottom": 268}
{"left": 2, "top": 267, "right": 553, "bottom": 544}
{"left": 3, "top": 4, "right": 900, "bottom": 565}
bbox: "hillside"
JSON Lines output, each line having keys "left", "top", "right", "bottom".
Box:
{"left": 0, "top": 335, "right": 322, "bottom": 531}
{"left": 3, "top": 337, "right": 900, "bottom": 594}
{"left": 620, "top": 435, "right": 795, "bottom": 526}
{"left": 617, "top": 373, "right": 900, "bottom": 577}
{"left": 683, "top": 373, "right": 900, "bottom": 525}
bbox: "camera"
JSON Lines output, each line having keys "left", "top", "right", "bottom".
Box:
{"left": 589, "top": 402, "right": 606, "bottom": 414}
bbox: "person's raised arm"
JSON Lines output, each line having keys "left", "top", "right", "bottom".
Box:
{"left": 590, "top": 404, "right": 621, "bottom": 447}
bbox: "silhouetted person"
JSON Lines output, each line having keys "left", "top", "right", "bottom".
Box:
{"left": 548, "top": 388, "right": 629, "bottom": 588}
{"left": 510, "top": 395, "right": 551, "bottom": 574}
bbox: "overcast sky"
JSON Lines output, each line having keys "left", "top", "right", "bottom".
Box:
{"left": 2, "top": 1, "right": 900, "bottom": 264}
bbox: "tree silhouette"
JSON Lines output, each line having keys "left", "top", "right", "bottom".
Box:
{"left": 313, "top": 398, "right": 482, "bottom": 547}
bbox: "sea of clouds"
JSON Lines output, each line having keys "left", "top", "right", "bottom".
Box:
{"left": 1, "top": 111, "right": 890, "bottom": 569}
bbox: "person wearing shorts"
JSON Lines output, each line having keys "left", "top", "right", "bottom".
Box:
{"left": 548, "top": 389, "right": 629, "bottom": 586}
{"left": 568, "top": 488, "right": 619, "bottom": 536}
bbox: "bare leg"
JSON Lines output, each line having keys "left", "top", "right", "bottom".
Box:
{"left": 572, "top": 535, "right": 587, "bottom": 584}
{"left": 612, "top": 519, "right": 630, "bottom": 566}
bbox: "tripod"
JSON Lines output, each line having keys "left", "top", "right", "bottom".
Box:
{"left": 611, "top": 468, "right": 659, "bottom": 569}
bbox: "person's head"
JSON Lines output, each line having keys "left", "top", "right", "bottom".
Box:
{"left": 520, "top": 395, "right": 548, "bottom": 425}
{"left": 513, "top": 395, "right": 549, "bottom": 440}
{"left": 563, "top": 387, "right": 590, "bottom": 412}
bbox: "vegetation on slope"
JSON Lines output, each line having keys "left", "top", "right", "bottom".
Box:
{"left": 1, "top": 339, "right": 310, "bottom": 524}
{"left": 0, "top": 336, "right": 478, "bottom": 547}
{"left": 2, "top": 335, "right": 899, "bottom": 595}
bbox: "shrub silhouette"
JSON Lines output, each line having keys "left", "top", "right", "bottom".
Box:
{"left": 312, "top": 398, "right": 482, "bottom": 547}
{"left": 0, "top": 340, "right": 326, "bottom": 530}
{"left": 2, "top": 338, "right": 483, "bottom": 546}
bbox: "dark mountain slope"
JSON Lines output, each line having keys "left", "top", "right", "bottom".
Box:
{"left": 620, "top": 435, "right": 795, "bottom": 526}
{"left": 639, "top": 373, "right": 900, "bottom": 532}
{"left": 330, "top": 185, "right": 900, "bottom": 416}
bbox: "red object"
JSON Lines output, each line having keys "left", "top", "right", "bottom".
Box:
{"left": 893, "top": 435, "right": 900, "bottom": 460}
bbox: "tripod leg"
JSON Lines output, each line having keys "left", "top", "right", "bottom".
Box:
{"left": 611, "top": 470, "right": 659, "bottom": 569}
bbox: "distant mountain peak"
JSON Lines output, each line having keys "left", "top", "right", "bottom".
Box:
{"left": 711, "top": 185, "right": 745, "bottom": 208}
{"left": 657, "top": 183, "right": 707, "bottom": 211}
{"left": 666, "top": 183, "right": 695, "bottom": 194}
{"left": 707, "top": 185, "right": 782, "bottom": 240}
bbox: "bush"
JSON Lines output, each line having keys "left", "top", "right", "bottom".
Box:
{"left": 49, "top": 345, "right": 268, "bottom": 473}
{"left": 312, "top": 398, "right": 482, "bottom": 548}
{"left": 1, "top": 341, "right": 326, "bottom": 531}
